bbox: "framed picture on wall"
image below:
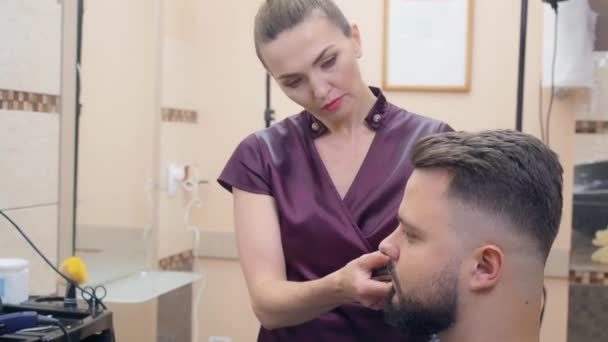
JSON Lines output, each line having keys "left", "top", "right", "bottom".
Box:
{"left": 382, "top": 0, "right": 474, "bottom": 92}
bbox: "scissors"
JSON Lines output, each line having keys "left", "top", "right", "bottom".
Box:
{"left": 80, "top": 285, "right": 107, "bottom": 313}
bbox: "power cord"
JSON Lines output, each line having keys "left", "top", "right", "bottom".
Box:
{"left": 0, "top": 210, "right": 108, "bottom": 311}
{"left": 38, "top": 315, "right": 72, "bottom": 342}
{"left": 181, "top": 164, "right": 207, "bottom": 342}
{"left": 56, "top": 321, "right": 71, "bottom": 342}
{"left": 0, "top": 209, "right": 115, "bottom": 341}
{"left": 540, "top": 2, "right": 560, "bottom": 146}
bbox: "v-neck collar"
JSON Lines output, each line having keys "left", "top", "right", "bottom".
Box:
{"left": 306, "top": 90, "right": 390, "bottom": 245}
{"left": 304, "top": 87, "right": 388, "bottom": 139}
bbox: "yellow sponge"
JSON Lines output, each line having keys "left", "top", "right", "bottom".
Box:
{"left": 59, "top": 256, "right": 88, "bottom": 285}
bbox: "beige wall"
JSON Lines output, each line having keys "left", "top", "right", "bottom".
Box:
{"left": 190, "top": 0, "right": 268, "bottom": 232}
{"left": 0, "top": 0, "right": 62, "bottom": 296}
{"left": 192, "top": 1, "right": 574, "bottom": 341}
{"left": 77, "top": 0, "right": 159, "bottom": 230}
{"left": 195, "top": 259, "right": 260, "bottom": 342}
{"left": 158, "top": 0, "right": 204, "bottom": 260}
{"left": 77, "top": 0, "right": 208, "bottom": 261}
{"left": 108, "top": 299, "right": 159, "bottom": 342}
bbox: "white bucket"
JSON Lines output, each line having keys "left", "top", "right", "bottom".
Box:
{"left": 0, "top": 258, "right": 29, "bottom": 304}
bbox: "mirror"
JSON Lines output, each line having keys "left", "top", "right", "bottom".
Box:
{"left": 74, "top": 0, "right": 159, "bottom": 285}
{"left": 568, "top": 1, "right": 608, "bottom": 341}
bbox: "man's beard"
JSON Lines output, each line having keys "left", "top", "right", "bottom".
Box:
{"left": 384, "top": 262, "right": 459, "bottom": 339}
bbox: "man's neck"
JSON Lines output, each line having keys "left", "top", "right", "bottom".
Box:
{"left": 438, "top": 297, "right": 541, "bottom": 342}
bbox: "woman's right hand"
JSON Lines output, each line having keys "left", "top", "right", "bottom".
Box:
{"left": 334, "top": 251, "right": 393, "bottom": 310}
{"left": 233, "top": 188, "right": 394, "bottom": 328}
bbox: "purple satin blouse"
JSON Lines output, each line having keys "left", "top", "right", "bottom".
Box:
{"left": 218, "top": 87, "right": 452, "bottom": 341}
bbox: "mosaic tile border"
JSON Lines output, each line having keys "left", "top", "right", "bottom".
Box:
{"left": 159, "top": 250, "right": 194, "bottom": 272}
{"left": 570, "top": 270, "right": 608, "bottom": 286}
{"left": 576, "top": 120, "right": 608, "bottom": 134}
{"left": 161, "top": 107, "right": 198, "bottom": 124}
{"left": 0, "top": 89, "right": 59, "bottom": 113}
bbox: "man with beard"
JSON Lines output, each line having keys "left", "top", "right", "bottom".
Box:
{"left": 379, "top": 130, "right": 563, "bottom": 342}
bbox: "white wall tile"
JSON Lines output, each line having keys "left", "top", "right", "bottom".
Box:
{"left": 0, "top": 205, "right": 58, "bottom": 295}
{"left": 0, "top": 110, "right": 60, "bottom": 209}
{"left": 0, "top": 0, "right": 62, "bottom": 95}
{"left": 575, "top": 134, "right": 608, "bottom": 164}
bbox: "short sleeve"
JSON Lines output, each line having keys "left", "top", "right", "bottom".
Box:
{"left": 437, "top": 122, "right": 454, "bottom": 133}
{"left": 217, "top": 134, "right": 272, "bottom": 195}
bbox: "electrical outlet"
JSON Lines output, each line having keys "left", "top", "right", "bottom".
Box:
{"left": 167, "top": 163, "right": 185, "bottom": 196}
{"left": 209, "top": 337, "right": 232, "bottom": 342}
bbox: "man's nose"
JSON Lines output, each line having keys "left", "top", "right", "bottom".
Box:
{"left": 379, "top": 230, "right": 399, "bottom": 260}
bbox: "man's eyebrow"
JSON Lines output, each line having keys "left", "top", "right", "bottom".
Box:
{"left": 277, "top": 45, "right": 335, "bottom": 80}
{"left": 398, "top": 214, "right": 424, "bottom": 234}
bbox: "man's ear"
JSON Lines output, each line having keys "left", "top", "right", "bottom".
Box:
{"left": 351, "top": 24, "right": 362, "bottom": 58}
{"left": 469, "top": 245, "right": 503, "bottom": 292}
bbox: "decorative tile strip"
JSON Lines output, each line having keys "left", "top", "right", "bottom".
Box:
{"left": 159, "top": 250, "right": 194, "bottom": 272}
{"left": 0, "top": 89, "right": 59, "bottom": 113}
{"left": 576, "top": 120, "right": 608, "bottom": 134}
{"left": 570, "top": 270, "right": 608, "bottom": 286}
{"left": 161, "top": 107, "right": 198, "bottom": 124}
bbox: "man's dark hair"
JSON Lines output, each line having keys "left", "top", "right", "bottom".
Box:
{"left": 413, "top": 129, "right": 563, "bottom": 260}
